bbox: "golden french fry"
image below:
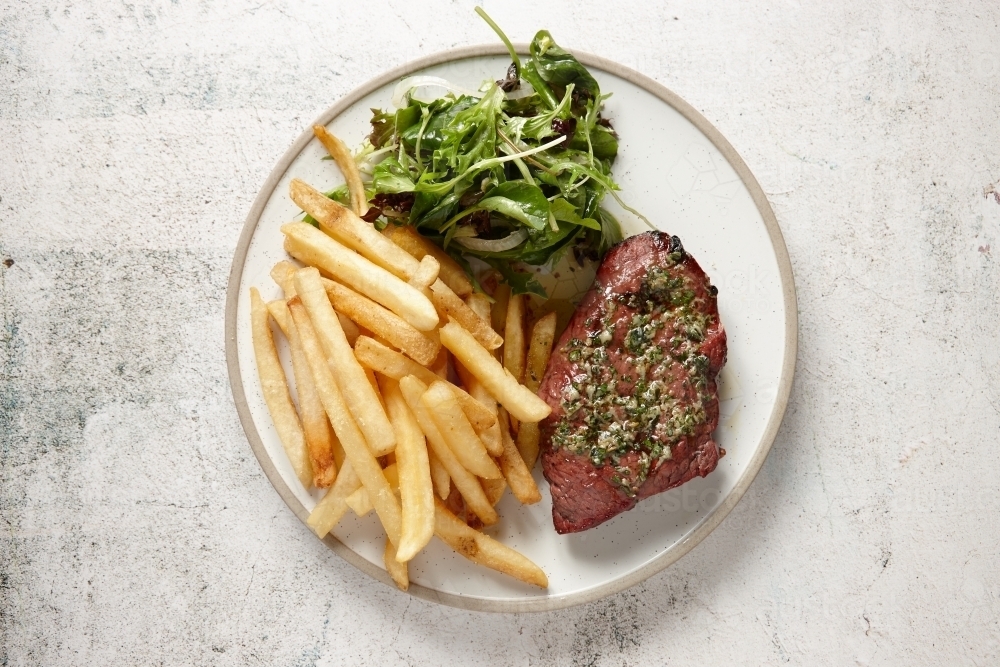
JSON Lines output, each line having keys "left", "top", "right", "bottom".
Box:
{"left": 515, "top": 422, "right": 541, "bottom": 471}
{"left": 381, "top": 377, "right": 434, "bottom": 562}
{"left": 524, "top": 311, "right": 557, "bottom": 392}
{"left": 452, "top": 358, "right": 503, "bottom": 457}
{"left": 266, "top": 299, "right": 289, "bottom": 336}
{"left": 288, "top": 297, "right": 402, "bottom": 546}
{"left": 408, "top": 255, "right": 440, "bottom": 291}
{"left": 354, "top": 337, "right": 497, "bottom": 432}
{"left": 459, "top": 293, "right": 507, "bottom": 458}
{"left": 433, "top": 499, "right": 547, "bottom": 588}
{"left": 284, "top": 300, "right": 337, "bottom": 488}
{"left": 383, "top": 224, "right": 473, "bottom": 297}
{"left": 249, "top": 288, "right": 311, "bottom": 488}
{"left": 498, "top": 409, "right": 541, "bottom": 504}
{"left": 439, "top": 321, "right": 551, "bottom": 423}
{"left": 325, "top": 280, "right": 439, "bottom": 366}
{"left": 273, "top": 260, "right": 361, "bottom": 343}
{"left": 491, "top": 283, "right": 511, "bottom": 348}
{"left": 465, "top": 292, "right": 492, "bottom": 321}
{"left": 270, "top": 260, "right": 300, "bottom": 296}
{"left": 503, "top": 293, "right": 527, "bottom": 384}
{"left": 384, "top": 535, "right": 409, "bottom": 591}
{"left": 517, "top": 311, "right": 557, "bottom": 467}
{"left": 290, "top": 179, "right": 418, "bottom": 278}
{"left": 482, "top": 474, "right": 506, "bottom": 506}
{"left": 294, "top": 267, "right": 396, "bottom": 456}
{"left": 428, "top": 280, "right": 503, "bottom": 350}
{"left": 306, "top": 459, "right": 361, "bottom": 538}
{"left": 346, "top": 463, "right": 399, "bottom": 516}
{"left": 310, "top": 127, "right": 368, "bottom": 217}
{"left": 428, "top": 449, "right": 450, "bottom": 500}
{"left": 399, "top": 376, "right": 498, "bottom": 525}
{"left": 503, "top": 293, "right": 527, "bottom": 434}
{"left": 422, "top": 382, "right": 501, "bottom": 480}
{"left": 282, "top": 222, "right": 438, "bottom": 331}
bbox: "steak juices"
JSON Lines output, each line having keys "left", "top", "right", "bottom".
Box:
{"left": 538, "top": 232, "right": 727, "bottom": 533}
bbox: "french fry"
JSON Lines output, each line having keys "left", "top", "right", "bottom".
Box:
{"left": 524, "top": 312, "right": 557, "bottom": 392}
{"left": 465, "top": 292, "right": 492, "bottom": 322}
{"left": 399, "top": 376, "right": 498, "bottom": 525}
{"left": 294, "top": 267, "right": 397, "bottom": 456}
{"left": 266, "top": 299, "right": 289, "bottom": 336}
{"left": 503, "top": 293, "right": 527, "bottom": 385}
{"left": 311, "top": 126, "right": 369, "bottom": 217}
{"left": 384, "top": 536, "right": 409, "bottom": 591}
{"left": 503, "top": 293, "right": 527, "bottom": 434}
{"left": 273, "top": 260, "right": 360, "bottom": 343}
{"left": 346, "top": 463, "right": 399, "bottom": 516}
{"left": 482, "top": 475, "right": 506, "bottom": 506}
{"left": 497, "top": 409, "right": 541, "bottom": 504}
{"left": 421, "top": 382, "right": 501, "bottom": 480}
{"left": 433, "top": 499, "right": 547, "bottom": 588}
{"left": 461, "top": 295, "right": 504, "bottom": 457}
{"left": 517, "top": 312, "right": 557, "bottom": 467}
{"left": 491, "top": 283, "right": 511, "bottom": 349}
{"left": 288, "top": 297, "right": 402, "bottom": 546}
{"left": 453, "top": 359, "right": 503, "bottom": 457}
{"left": 383, "top": 224, "right": 473, "bottom": 297}
{"left": 249, "top": 288, "right": 311, "bottom": 488}
{"left": 354, "top": 337, "right": 497, "bottom": 432}
{"left": 326, "top": 280, "right": 439, "bottom": 366}
{"left": 290, "top": 179, "right": 418, "bottom": 279}
{"left": 408, "top": 255, "right": 440, "bottom": 291}
{"left": 270, "top": 259, "right": 300, "bottom": 296}
{"left": 306, "top": 459, "right": 361, "bottom": 538}
{"left": 439, "top": 321, "right": 552, "bottom": 423}
{"left": 282, "top": 222, "right": 438, "bottom": 331}
{"left": 381, "top": 377, "right": 434, "bottom": 562}
{"left": 428, "top": 279, "right": 503, "bottom": 350}
{"left": 284, "top": 300, "right": 338, "bottom": 488}
{"left": 428, "top": 449, "right": 450, "bottom": 500}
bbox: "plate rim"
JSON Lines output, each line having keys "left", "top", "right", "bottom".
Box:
{"left": 225, "top": 44, "right": 798, "bottom": 613}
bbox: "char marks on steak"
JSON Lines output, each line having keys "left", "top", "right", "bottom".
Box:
{"left": 538, "top": 231, "right": 727, "bottom": 533}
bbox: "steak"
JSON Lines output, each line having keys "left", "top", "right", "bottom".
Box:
{"left": 538, "top": 231, "right": 727, "bottom": 533}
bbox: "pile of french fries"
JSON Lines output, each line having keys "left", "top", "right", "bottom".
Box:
{"left": 249, "top": 127, "right": 560, "bottom": 591}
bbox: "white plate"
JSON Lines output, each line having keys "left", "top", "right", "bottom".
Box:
{"left": 226, "top": 46, "right": 797, "bottom": 612}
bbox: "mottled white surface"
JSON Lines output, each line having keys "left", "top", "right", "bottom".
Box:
{"left": 2, "top": 0, "right": 999, "bottom": 665}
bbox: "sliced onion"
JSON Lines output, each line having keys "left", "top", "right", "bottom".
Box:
{"left": 391, "top": 76, "right": 482, "bottom": 107}
{"left": 454, "top": 229, "right": 528, "bottom": 252}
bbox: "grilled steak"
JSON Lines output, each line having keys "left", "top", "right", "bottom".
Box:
{"left": 538, "top": 231, "right": 727, "bottom": 533}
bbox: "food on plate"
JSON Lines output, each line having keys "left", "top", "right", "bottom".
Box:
{"left": 538, "top": 231, "right": 727, "bottom": 533}
{"left": 325, "top": 9, "right": 655, "bottom": 298}
{"left": 433, "top": 498, "right": 547, "bottom": 588}
{"left": 247, "top": 7, "right": 730, "bottom": 595}
{"left": 294, "top": 267, "right": 397, "bottom": 456}
{"left": 516, "top": 312, "right": 558, "bottom": 468}
{"left": 249, "top": 288, "right": 312, "bottom": 488}
{"left": 439, "top": 321, "right": 552, "bottom": 423}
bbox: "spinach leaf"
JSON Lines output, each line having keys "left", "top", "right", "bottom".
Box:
{"left": 551, "top": 197, "right": 600, "bottom": 230}
{"left": 476, "top": 181, "right": 550, "bottom": 230}
{"left": 529, "top": 31, "right": 600, "bottom": 100}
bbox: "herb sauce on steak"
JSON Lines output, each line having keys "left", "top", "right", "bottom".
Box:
{"left": 538, "top": 231, "right": 727, "bottom": 533}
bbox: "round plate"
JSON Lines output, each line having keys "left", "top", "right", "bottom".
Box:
{"left": 226, "top": 45, "right": 797, "bottom": 612}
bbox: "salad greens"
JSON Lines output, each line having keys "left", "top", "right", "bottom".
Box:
{"left": 341, "top": 9, "right": 649, "bottom": 296}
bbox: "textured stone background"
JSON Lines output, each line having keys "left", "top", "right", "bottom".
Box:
{"left": 2, "top": 0, "right": 999, "bottom": 664}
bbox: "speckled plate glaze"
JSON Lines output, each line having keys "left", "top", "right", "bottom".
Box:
{"left": 226, "top": 46, "right": 797, "bottom": 612}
